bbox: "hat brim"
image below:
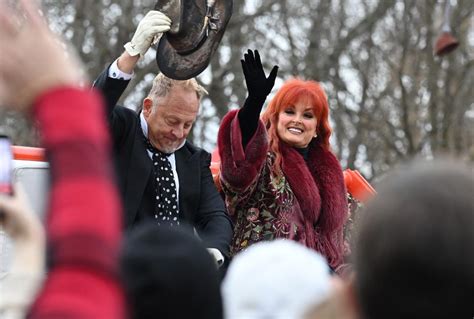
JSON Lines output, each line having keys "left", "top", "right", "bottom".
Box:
{"left": 156, "top": 0, "right": 233, "bottom": 80}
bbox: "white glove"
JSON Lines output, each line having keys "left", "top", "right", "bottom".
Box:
{"left": 124, "top": 10, "right": 171, "bottom": 57}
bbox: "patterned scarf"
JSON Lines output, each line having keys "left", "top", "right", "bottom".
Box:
{"left": 145, "top": 138, "right": 180, "bottom": 226}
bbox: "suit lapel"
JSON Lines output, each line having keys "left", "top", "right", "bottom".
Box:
{"left": 124, "top": 128, "right": 152, "bottom": 226}
{"left": 175, "top": 144, "right": 200, "bottom": 222}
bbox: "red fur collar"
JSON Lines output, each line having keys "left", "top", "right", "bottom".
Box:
{"left": 280, "top": 142, "right": 322, "bottom": 224}
{"left": 280, "top": 140, "right": 347, "bottom": 233}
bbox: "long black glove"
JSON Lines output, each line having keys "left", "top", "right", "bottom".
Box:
{"left": 238, "top": 49, "right": 278, "bottom": 148}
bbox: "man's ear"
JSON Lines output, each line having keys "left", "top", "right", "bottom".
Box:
{"left": 142, "top": 98, "right": 153, "bottom": 118}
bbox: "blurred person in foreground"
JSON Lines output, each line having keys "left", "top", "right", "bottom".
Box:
{"left": 218, "top": 49, "right": 347, "bottom": 271}
{"left": 0, "top": 0, "right": 125, "bottom": 317}
{"left": 353, "top": 159, "right": 474, "bottom": 319}
{"left": 222, "top": 239, "right": 337, "bottom": 319}
{"left": 303, "top": 271, "right": 358, "bottom": 319}
{"left": 121, "top": 223, "right": 223, "bottom": 319}
{"left": 92, "top": 9, "right": 232, "bottom": 267}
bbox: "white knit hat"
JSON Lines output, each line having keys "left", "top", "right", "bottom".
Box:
{"left": 222, "top": 239, "right": 332, "bottom": 319}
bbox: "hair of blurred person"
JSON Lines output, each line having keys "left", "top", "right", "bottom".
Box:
{"left": 121, "top": 223, "right": 223, "bottom": 319}
{"left": 354, "top": 159, "right": 474, "bottom": 319}
{"left": 222, "top": 239, "right": 333, "bottom": 319}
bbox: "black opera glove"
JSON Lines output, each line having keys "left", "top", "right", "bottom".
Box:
{"left": 241, "top": 49, "right": 279, "bottom": 103}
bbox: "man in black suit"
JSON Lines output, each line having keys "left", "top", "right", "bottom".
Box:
{"left": 93, "top": 10, "right": 232, "bottom": 264}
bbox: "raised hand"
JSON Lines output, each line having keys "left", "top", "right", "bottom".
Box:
{"left": 124, "top": 10, "right": 171, "bottom": 57}
{"left": 0, "top": 0, "right": 84, "bottom": 111}
{"left": 238, "top": 50, "right": 279, "bottom": 147}
{"left": 241, "top": 49, "right": 279, "bottom": 101}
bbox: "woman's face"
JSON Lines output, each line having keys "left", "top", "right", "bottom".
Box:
{"left": 276, "top": 99, "right": 318, "bottom": 148}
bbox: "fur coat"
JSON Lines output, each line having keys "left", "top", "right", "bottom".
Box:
{"left": 218, "top": 110, "right": 347, "bottom": 268}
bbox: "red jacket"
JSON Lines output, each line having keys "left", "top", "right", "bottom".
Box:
{"left": 28, "top": 87, "right": 125, "bottom": 318}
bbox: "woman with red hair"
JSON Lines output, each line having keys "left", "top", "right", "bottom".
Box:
{"left": 218, "top": 50, "right": 347, "bottom": 270}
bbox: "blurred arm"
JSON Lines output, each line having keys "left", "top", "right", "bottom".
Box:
{"left": 28, "top": 87, "right": 125, "bottom": 319}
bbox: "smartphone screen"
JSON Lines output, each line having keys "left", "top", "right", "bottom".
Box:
{"left": 0, "top": 135, "right": 13, "bottom": 196}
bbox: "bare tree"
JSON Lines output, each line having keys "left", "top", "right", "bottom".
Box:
{"left": 2, "top": 0, "right": 472, "bottom": 181}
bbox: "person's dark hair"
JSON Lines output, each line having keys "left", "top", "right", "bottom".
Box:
{"left": 354, "top": 159, "right": 474, "bottom": 319}
{"left": 120, "top": 223, "right": 223, "bottom": 319}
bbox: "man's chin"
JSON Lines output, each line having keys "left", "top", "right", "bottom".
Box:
{"left": 156, "top": 139, "right": 184, "bottom": 154}
{"left": 160, "top": 145, "right": 179, "bottom": 154}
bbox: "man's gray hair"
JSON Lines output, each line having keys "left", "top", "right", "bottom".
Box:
{"left": 148, "top": 73, "right": 208, "bottom": 101}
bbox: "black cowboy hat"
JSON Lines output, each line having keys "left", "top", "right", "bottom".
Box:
{"left": 154, "top": 0, "right": 233, "bottom": 80}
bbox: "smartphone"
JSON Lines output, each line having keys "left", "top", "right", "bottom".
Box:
{"left": 0, "top": 135, "right": 13, "bottom": 196}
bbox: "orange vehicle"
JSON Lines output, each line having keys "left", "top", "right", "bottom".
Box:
{"left": 1, "top": 146, "right": 49, "bottom": 274}
{"left": 11, "top": 146, "right": 50, "bottom": 220}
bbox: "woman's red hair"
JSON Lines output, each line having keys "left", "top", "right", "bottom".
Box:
{"left": 261, "top": 78, "right": 332, "bottom": 173}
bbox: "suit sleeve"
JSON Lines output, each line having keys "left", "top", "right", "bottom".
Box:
{"left": 92, "top": 64, "right": 131, "bottom": 118}
{"left": 92, "top": 64, "right": 133, "bottom": 144}
{"left": 194, "top": 151, "right": 233, "bottom": 258}
{"left": 28, "top": 87, "right": 125, "bottom": 319}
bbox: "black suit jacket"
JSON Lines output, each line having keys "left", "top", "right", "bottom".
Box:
{"left": 93, "top": 67, "right": 233, "bottom": 257}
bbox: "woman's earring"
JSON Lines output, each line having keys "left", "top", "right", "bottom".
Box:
{"left": 314, "top": 133, "right": 318, "bottom": 138}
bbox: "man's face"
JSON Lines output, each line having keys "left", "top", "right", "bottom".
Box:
{"left": 143, "top": 85, "right": 199, "bottom": 153}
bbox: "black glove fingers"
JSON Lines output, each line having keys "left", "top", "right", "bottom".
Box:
{"left": 247, "top": 49, "right": 258, "bottom": 71}
{"left": 241, "top": 59, "right": 249, "bottom": 79}
{"left": 243, "top": 53, "right": 254, "bottom": 75}
{"left": 250, "top": 50, "right": 266, "bottom": 78}
{"left": 243, "top": 52, "right": 249, "bottom": 65}
{"left": 254, "top": 50, "right": 263, "bottom": 70}
{"left": 268, "top": 65, "right": 279, "bottom": 85}
{"left": 247, "top": 49, "right": 254, "bottom": 62}
{"left": 241, "top": 49, "right": 278, "bottom": 99}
